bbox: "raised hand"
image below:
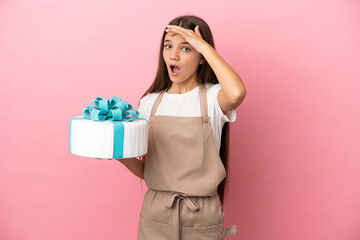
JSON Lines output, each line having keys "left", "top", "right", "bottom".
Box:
{"left": 165, "top": 25, "right": 210, "bottom": 54}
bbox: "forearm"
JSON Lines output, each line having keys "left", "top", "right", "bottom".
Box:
{"left": 116, "top": 157, "right": 145, "bottom": 179}
{"left": 200, "top": 43, "right": 246, "bottom": 102}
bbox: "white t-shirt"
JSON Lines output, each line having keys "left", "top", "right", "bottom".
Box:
{"left": 137, "top": 83, "right": 237, "bottom": 152}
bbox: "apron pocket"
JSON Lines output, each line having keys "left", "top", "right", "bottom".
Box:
{"left": 138, "top": 215, "right": 173, "bottom": 240}
{"left": 182, "top": 223, "right": 225, "bottom": 240}
{"left": 139, "top": 217, "right": 226, "bottom": 240}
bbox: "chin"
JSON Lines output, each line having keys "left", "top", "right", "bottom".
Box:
{"left": 169, "top": 78, "right": 185, "bottom": 84}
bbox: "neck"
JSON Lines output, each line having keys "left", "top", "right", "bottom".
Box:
{"left": 167, "top": 78, "right": 201, "bottom": 94}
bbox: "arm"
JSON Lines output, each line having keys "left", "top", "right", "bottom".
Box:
{"left": 200, "top": 43, "right": 247, "bottom": 113}
{"left": 165, "top": 25, "right": 247, "bottom": 113}
{"left": 115, "top": 156, "right": 145, "bottom": 179}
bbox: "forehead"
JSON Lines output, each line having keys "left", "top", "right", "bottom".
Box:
{"left": 164, "top": 32, "right": 186, "bottom": 42}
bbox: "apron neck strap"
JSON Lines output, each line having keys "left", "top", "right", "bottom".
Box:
{"left": 199, "top": 83, "right": 208, "bottom": 119}
{"left": 150, "top": 88, "right": 166, "bottom": 117}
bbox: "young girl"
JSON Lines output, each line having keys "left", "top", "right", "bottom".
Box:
{"left": 117, "top": 15, "right": 246, "bottom": 240}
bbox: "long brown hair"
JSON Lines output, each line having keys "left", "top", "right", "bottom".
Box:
{"left": 139, "top": 15, "right": 231, "bottom": 206}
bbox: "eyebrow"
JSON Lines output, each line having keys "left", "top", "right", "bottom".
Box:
{"left": 164, "top": 39, "right": 190, "bottom": 45}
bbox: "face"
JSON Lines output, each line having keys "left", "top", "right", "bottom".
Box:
{"left": 162, "top": 32, "right": 204, "bottom": 84}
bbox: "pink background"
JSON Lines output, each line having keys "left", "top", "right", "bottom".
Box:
{"left": 1, "top": 0, "right": 359, "bottom": 239}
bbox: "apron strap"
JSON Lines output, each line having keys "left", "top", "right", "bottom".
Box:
{"left": 165, "top": 192, "right": 237, "bottom": 239}
{"left": 150, "top": 89, "right": 167, "bottom": 117}
{"left": 199, "top": 83, "right": 208, "bottom": 120}
{"left": 165, "top": 192, "right": 200, "bottom": 240}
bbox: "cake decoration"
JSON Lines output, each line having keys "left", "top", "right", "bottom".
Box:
{"left": 69, "top": 96, "right": 148, "bottom": 159}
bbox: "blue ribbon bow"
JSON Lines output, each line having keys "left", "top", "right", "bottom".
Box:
{"left": 81, "top": 96, "right": 139, "bottom": 121}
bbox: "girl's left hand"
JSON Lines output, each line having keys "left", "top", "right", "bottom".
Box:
{"left": 165, "top": 25, "right": 210, "bottom": 54}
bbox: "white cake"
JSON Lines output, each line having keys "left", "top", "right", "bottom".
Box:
{"left": 69, "top": 96, "right": 148, "bottom": 159}
{"left": 69, "top": 116, "right": 148, "bottom": 159}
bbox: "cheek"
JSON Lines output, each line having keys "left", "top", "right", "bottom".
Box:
{"left": 184, "top": 55, "right": 201, "bottom": 71}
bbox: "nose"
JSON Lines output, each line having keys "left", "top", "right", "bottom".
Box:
{"left": 170, "top": 48, "right": 179, "bottom": 61}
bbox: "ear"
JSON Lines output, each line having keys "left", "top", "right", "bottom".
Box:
{"left": 199, "top": 55, "right": 205, "bottom": 64}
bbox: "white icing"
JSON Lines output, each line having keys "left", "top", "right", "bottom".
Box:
{"left": 70, "top": 116, "right": 148, "bottom": 158}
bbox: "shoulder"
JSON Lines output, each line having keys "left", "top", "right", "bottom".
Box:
{"left": 204, "top": 82, "right": 237, "bottom": 123}
{"left": 204, "top": 82, "right": 221, "bottom": 97}
{"left": 138, "top": 91, "right": 162, "bottom": 120}
{"left": 140, "top": 91, "right": 161, "bottom": 105}
{"left": 138, "top": 91, "right": 162, "bottom": 113}
{"left": 205, "top": 82, "right": 220, "bottom": 90}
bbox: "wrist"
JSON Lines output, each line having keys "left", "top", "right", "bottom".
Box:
{"left": 198, "top": 42, "right": 212, "bottom": 55}
{"left": 116, "top": 157, "right": 137, "bottom": 163}
{"left": 115, "top": 158, "right": 125, "bottom": 163}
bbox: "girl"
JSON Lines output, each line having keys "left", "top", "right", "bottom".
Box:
{"left": 117, "top": 15, "right": 246, "bottom": 240}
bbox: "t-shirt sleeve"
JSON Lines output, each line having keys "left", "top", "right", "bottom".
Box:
{"left": 212, "top": 83, "right": 237, "bottom": 123}
{"left": 137, "top": 92, "right": 160, "bottom": 122}
{"left": 137, "top": 98, "right": 149, "bottom": 121}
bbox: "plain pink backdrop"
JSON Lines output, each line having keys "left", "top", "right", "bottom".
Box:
{"left": 1, "top": 0, "right": 359, "bottom": 240}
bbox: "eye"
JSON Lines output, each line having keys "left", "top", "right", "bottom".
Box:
{"left": 164, "top": 44, "right": 171, "bottom": 50}
{"left": 183, "top": 47, "right": 190, "bottom": 52}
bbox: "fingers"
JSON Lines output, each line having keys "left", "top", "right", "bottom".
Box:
{"left": 166, "top": 25, "right": 202, "bottom": 39}
{"left": 165, "top": 26, "right": 182, "bottom": 35}
{"left": 194, "top": 25, "right": 201, "bottom": 37}
{"left": 166, "top": 25, "right": 192, "bottom": 36}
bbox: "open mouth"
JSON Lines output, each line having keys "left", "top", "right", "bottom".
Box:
{"left": 170, "top": 64, "right": 181, "bottom": 74}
